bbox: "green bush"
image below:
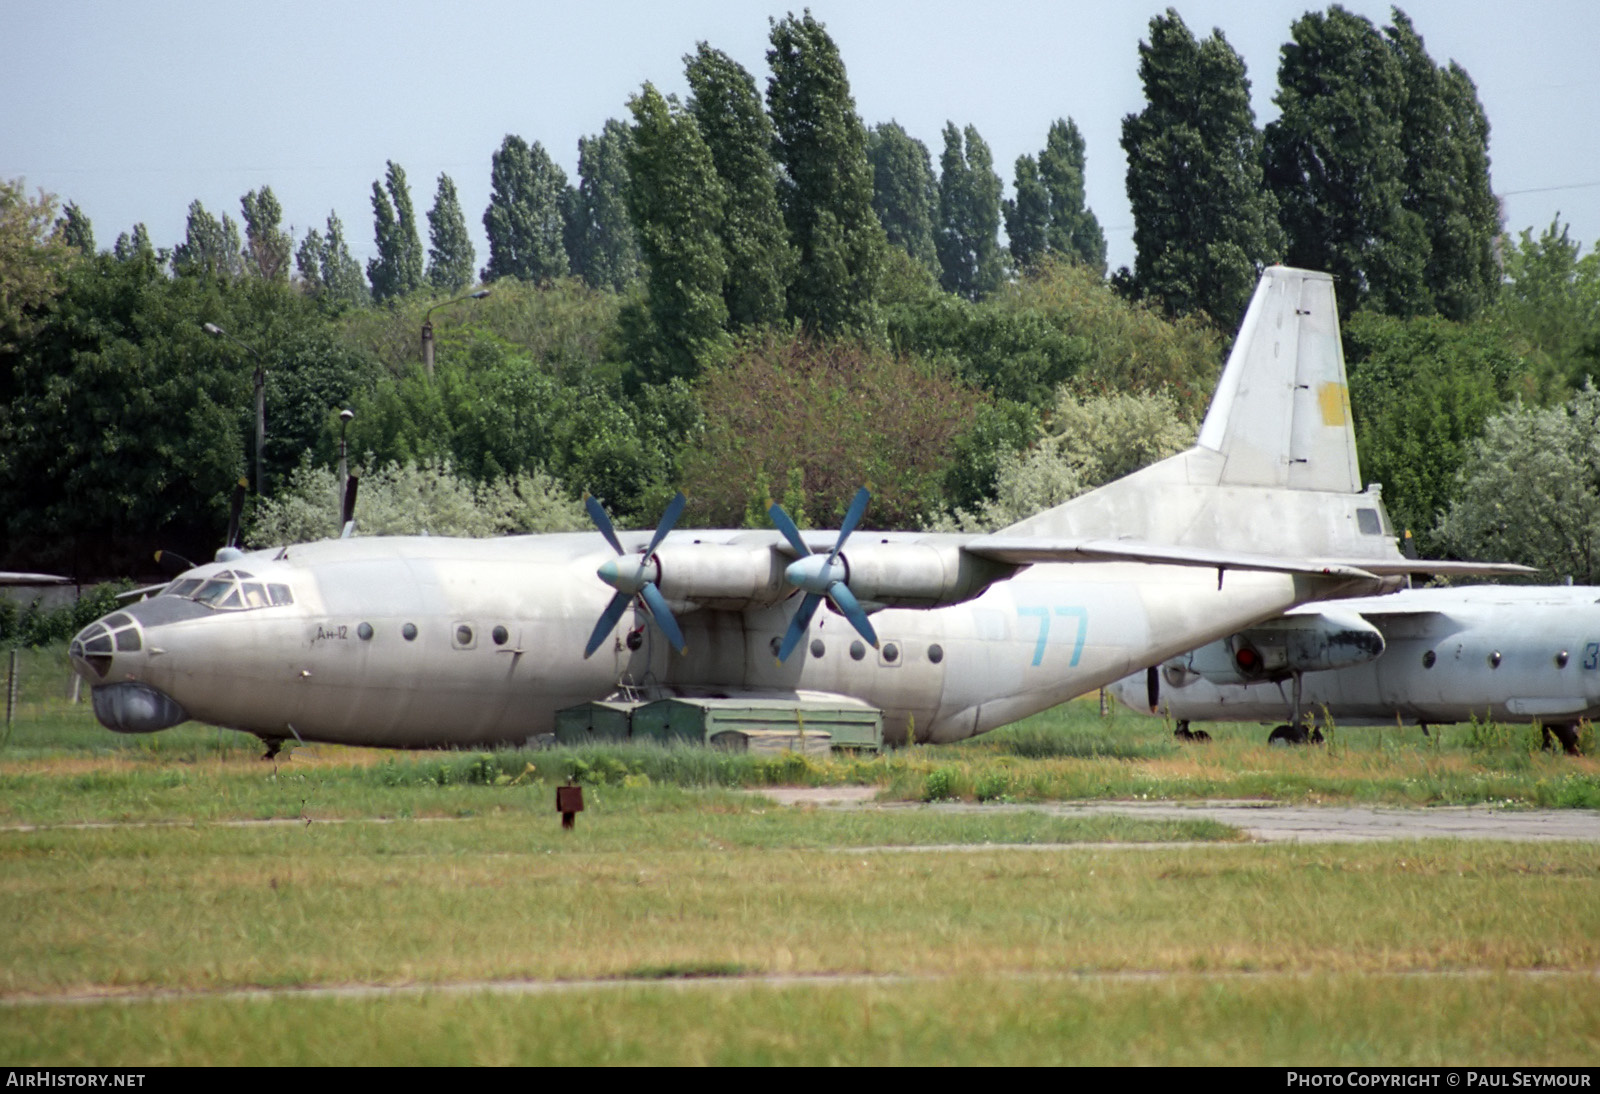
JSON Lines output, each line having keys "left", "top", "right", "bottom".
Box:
{"left": 1, "top": 584, "right": 129, "bottom": 649}
{"left": 923, "top": 766, "right": 957, "bottom": 801}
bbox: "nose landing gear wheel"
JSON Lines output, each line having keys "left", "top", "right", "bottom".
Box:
{"left": 1267, "top": 724, "right": 1322, "bottom": 746}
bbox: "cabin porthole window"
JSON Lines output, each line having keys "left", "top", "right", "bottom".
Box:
{"left": 928, "top": 644, "right": 944, "bottom": 664}
{"left": 1489, "top": 650, "right": 1502, "bottom": 668}
{"left": 401, "top": 622, "right": 417, "bottom": 641}
{"left": 849, "top": 640, "right": 866, "bottom": 661}
{"left": 492, "top": 626, "right": 509, "bottom": 646}
{"left": 455, "top": 624, "right": 474, "bottom": 648}
{"left": 357, "top": 622, "right": 373, "bottom": 641}
{"left": 882, "top": 643, "right": 900, "bottom": 664}
{"left": 770, "top": 637, "right": 783, "bottom": 658}
{"left": 810, "top": 639, "right": 826, "bottom": 659}
{"left": 1422, "top": 650, "right": 1436, "bottom": 669}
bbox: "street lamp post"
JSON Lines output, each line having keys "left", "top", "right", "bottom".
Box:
{"left": 337, "top": 408, "right": 354, "bottom": 489}
{"left": 421, "top": 289, "right": 491, "bottom": 378}
{"left": 337, "top": 408, "right": 354, "bottom": 519}
{"left": 203, "top": 322, "right": 266, "bottom": 496}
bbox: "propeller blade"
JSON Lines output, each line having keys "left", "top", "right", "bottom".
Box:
{"left": 224, "top": 478, "right": 247, "bottom": 549}
{"left": 341, "top": 474, "right": 359, "bottom": 529}
{"left": 767, "top": 502, "right": 810, "bottom": 558}
{"left": 154, "top": 550, "right": 196, "bottom": 576}
{"left": 829, "top": 487, "right": 871, "bottom": 565}
{"left": 826, "top": 581, "right": 879, "bottom": 649}
{"left": 583, "top": 591, "right": 634, "bottom": 658}
{"left": 776, "top": 592, "right": 823, "bottom": 663}
{"left": 584, "top": 492, "right": 691, "bottom": 657}
{"left": 584, "top": 494, "right": 625, "bottom": 556}
{"left": 645, "top": 491, "right": 687, "bottom": 557}
{"left": 639, "top": 582, "right": 687, "bottom": 654}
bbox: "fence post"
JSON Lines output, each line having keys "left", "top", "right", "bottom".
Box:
{"left": 4, "top": 649, "right": 17, "bottom": 743}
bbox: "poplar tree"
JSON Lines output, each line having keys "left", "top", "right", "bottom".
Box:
{"left": 625, "top": 83, "right": 729, "bottom": 383}
{"left": 1121, "top": 9, "right": 1283, "bottom": 325}
{"left": 171, "top": 200, "right": 242, "bottom": 278}
{"left": 867, "top": 121, "right": 939, "bottom": 276}
{"left": 936, "top": 122, "right": 1004, "bottom": 300}
{"left": 567, "top": 120, "right": 641, "bottom": 292}
{"left": 481, "top": 135, "right": 569, "bottom": 284}
{"left": 426, "top": 172, "right": 476, "bottom": 292}
{"left": 766, "top": 11, "right": 887, "bottom": 333}
{"left": 1003, "top": 154, "right": 1050, "bottom": 271}
{"left": 113, "top": 224, "right": 155, "bottom": 263}
{"left": 240, "top": 185, "right": 292, "bottom": 281}
{"left": 687, "top": 43, "right": 794, "bottom": 328}
{"left": 55, "top": 202, "right": 94, "bottom": 256}
{"left": 1385, "top": 10, "right": 1498, "bottom": 321}
{"left": 367, "top": 161, "right": 424, "bottom": 301}
{"left": 297, "top": 212, "right": 368, "bottom": 310}
{"left": 1264, "top": 7, "right": 1427, "bottom": 317}
{"left": 1038, "top": 119, "right": 1105, "bottom": 273}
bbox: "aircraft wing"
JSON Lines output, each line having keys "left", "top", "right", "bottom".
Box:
{"left": 961, "top": 536, "right": 1380, "bottom": 580}
{"left": 0, "top": 572, "right": 70, "bottom": 585}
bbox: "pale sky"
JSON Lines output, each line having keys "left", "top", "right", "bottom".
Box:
{"left": 5, "top": 0, "right": 1598, "bottom": 278}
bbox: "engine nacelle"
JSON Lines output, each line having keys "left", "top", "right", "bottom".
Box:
{"left": 835, "top": 543, "right": 1015, "bottom": 609}
{"left": 642, "top": 541, "right": 1014, "bottom": 613}
{"left": 651, "top": 545, "right": 789, "bottom": 611}
{"left": 1162, "top": 608, "right": 1385, "bottom": 686}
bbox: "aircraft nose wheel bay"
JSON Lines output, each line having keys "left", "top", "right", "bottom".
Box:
{"left": 68, "top": 268, "right": 1529, "bottom": 752}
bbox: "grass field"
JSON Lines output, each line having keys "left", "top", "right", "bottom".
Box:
{"left": 3, "top": 646, "right": 1599, "bottom": 1065}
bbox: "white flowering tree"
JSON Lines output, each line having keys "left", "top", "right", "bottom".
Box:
{"left": 246, "top": 457, "right": 587, "bottom": 545}
{"left": 933, "top": 387, "right": 1196, "bottom": 531}
{"left": 1436, "top": 383, "right": 1600, "bottom": 583}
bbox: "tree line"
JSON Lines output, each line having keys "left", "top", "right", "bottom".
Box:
{"left": 1, "top": 7, "right": 1597, "bottom": 586}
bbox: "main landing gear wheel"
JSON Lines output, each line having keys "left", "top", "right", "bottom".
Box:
{"left": 260, "top": 737, "right": 284, "bottom": 761}
{"left": 1173, "top": 720, "right": 1212, "bottom": 743}
{"left": 1542, "top": 723, "right": 1582, "bottom": 756}
{"left": 1267, "top": 724, "right": 1322, "bottom": 746}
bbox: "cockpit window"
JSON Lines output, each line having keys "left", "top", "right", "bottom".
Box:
{"left": 165, "top": 569, "right": 294, "bottom": 612}
{"left": 194, "top": 579, "right": 234, "bottom": 606}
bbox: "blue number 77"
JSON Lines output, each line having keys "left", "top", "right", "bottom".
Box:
{"left": 1017, "top": 606, "right": 1088, "bottom": 667}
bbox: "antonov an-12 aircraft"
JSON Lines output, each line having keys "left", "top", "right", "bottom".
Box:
{"left": 68, "top": 267, "right": 1514, "bottom": 753}
{"left": 1110, "top": 585, "right": 1598, "bottom": 752}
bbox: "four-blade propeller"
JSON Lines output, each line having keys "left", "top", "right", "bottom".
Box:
{"left": 768, "top": 486, "right": 878, "bottom": 663}
{"left": 583, "top": 491, "right": 688, "bottom": 658}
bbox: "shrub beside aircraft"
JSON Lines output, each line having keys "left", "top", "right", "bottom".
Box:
{"left": 1111, "top": 585, "right": 1600, "bottom": 753}
{"left": 68, "top": 267, "right": 1522, "bottom": 755}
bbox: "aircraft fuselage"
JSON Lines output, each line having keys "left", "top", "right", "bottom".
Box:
{"left": 74, "top": 531, "right": 1349, "bottom": 749}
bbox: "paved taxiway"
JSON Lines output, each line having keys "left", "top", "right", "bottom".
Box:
{"left": 755, "top": 788, "right": 1600, "bottom": 843}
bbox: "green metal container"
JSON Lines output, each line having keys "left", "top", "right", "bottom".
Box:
{"left": 552, "top": 700, "right": 638, "bottom": 745}
{"left": 630, "top": 698, "right": 882, "bottom": 752}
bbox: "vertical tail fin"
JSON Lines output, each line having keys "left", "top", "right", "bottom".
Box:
{"left": 1003, "top": 267, "right": 1397, "bottom": 564}
{"left": 1196, "top": 267, "right": 1361, "bottom": 493}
